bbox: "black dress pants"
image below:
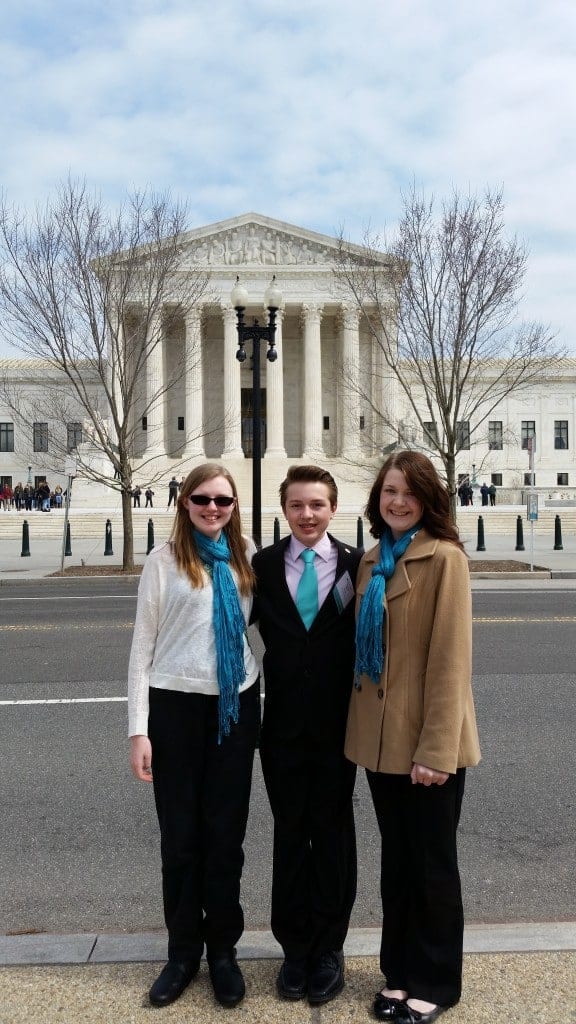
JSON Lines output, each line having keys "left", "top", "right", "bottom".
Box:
{"left": 260, "top": 738, "right": 357, "bottom": 959}
{"left": 367, "top": 768, "right": 466, "bottom": 1008}
{"left": 148, "top": 683, "right": 260, "bottom": 962}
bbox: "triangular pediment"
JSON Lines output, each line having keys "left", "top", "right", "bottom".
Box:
{"left": 180, "top": 212, "right": 389, "bottom": 270}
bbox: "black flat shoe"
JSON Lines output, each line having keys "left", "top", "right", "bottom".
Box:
{"left": 395, "top": 1003, "right": 448, "bottom": 1024}
{"left": 207, "top": 949, "right": 245, "bottom": 1007}
{"left": 277, "top": 957, "right": 308, "bottom": 1000}
{"left": 308, "top": 949, "right": 344, "bottom": 1005}
{"left": 373, "top": 992, "right": 409, "bottom": 1020}
{"left": 148, "top": 959, "right": 200, "bottom": 1007}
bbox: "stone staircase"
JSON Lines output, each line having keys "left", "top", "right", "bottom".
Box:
{"left": 1, "top": 505, "right": 575, "bottom": 543}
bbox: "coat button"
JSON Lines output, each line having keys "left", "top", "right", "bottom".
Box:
{"left": 377, "top": 688, "right": 384, "bottom": 699}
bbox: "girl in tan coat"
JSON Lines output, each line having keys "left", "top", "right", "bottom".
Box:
{"left": 345, "top": 452, "right": 480, "bottom": 1024}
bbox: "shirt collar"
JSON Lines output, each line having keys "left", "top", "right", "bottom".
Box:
{"left": 289, "top": 532, "right": 332, "bottom": 562}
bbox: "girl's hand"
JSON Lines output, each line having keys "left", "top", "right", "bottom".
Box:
{"left": 411, "top": 762, "right": 449, "bottom": 786}
{"left": 130, "top": 735, "right": 153, "bottom": 782}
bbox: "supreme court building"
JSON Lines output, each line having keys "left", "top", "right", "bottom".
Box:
{"left": 2, "top": 212, "right": 576, "bottom": 509}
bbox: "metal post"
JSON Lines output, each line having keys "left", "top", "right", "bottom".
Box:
{"left": 356, "top": 516, "right": 364, "bottom": 551}
{"left": 60, "top": 474, "right": 73, "bottom": 572}
{"left": 21, "top": 519, "right": 31, "bottom": 557}
{"left": 273, "top": 517, "right": 281, "bottom": 544}
{"left": 476, "top": 515, "right": 486, "bottom": 552}
{"left": 104, "top": 518, "right": 114, "bottom": 556}
{"left": 64, "top": 521, "right": 72, "bottom": 557}
{"left": 252, "top": 331, "right": 262, "bottom": 549}
{"left": 515, "top": 515, "right": 525, "bottom": 551}
{"left": 554, "top": 514, "right": 563, "bottom": 551}
{"left": 146, "top": 518, "right": 155, "bottom": 555}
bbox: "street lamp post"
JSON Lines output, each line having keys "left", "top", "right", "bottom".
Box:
{"left": 231, "top": 275, "right": 282, "bottom": 548}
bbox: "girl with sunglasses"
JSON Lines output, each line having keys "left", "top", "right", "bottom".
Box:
{"left": 128, "top": 463, "right": 260, "bottom": 1011}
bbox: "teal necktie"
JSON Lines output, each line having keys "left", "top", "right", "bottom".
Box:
{"left": 296, "top": 548, "right": 318, "bottom": 629}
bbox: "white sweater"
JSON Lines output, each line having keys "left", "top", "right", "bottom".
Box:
{"left": 127, "top": 540, "right": 259, "bottom": 737}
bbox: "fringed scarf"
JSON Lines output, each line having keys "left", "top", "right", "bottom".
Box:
{"left": 355, "top": 525, "right": 420, "bottom": 684}
{"left": 194, "top": 529, "right": 246, "bottom": 742}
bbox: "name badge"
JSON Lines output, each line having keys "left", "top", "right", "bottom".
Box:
{"left": 333, "top": 570, "right": 355, "bottom": 613}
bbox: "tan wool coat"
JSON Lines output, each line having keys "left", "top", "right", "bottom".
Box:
{"left": 345, "top": 529, "right": 481, "bottom": 775}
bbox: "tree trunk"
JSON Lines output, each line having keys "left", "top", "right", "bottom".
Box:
{"left": 445, "top": 454, "right": 458, "bottom": 524}
{"left": 121, "top": 487, "right": 135, "bottom": 572}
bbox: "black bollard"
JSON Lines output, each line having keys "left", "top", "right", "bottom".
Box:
{"left": 21, "top": 519, "right": 31, "bottom": 557}
{"left": 554, "top": 514, "right": 563, "bottom": 551}
{"left": 146, "top": 518, "right": 155, "bottom": 555}
{"left": 515, "top": 515, "right": 525, "bottom": 551}
{"left": 273, "top": 517, "right": 280, "bottom": 543}
{"left": 104, "top": 518, "right": 114, "bottom": 556}
{"left": 356, "top": 516, "right": 364, "bottom": 551}
{"left": 476, "top": 515, "right": 486, "bottom": 552}
{"left": 65, "top": 521, "right": 72, "bottom": 557}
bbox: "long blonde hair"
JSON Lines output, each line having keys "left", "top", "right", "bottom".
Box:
{"left": 170, "top": 463, "right": 256, "bottom": 596}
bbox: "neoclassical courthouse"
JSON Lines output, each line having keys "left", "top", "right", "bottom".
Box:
{"left": 1, "top": 212, "right": 576, "bottom": 508}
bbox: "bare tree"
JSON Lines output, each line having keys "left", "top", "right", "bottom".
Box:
{"left": 336, "top": 186, "right": 564, "bottom": 515}
{"left": 0, "top": 180, "right": 210, "bottom": 569}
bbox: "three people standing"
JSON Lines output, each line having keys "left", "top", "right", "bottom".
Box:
{"left": 128, "top": 454, "right": 479, "bottom": 1020}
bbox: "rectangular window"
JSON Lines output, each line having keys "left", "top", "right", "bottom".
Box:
{"left": 488, "top": 421, "right": 503, "bottom": 450}
{"left": 66, "top": 422, "right": 83, "bottom": 451}
{"left": 491, "top": 473, "right": 502, "bottom": 486}
{"left": 423, "top": 421, "right": 439, "bottom": 447}
{"left": 557, "top": 473, "right": 569, "bottom": 486}
{"left": 141, "top": 416, "right": 147, "bottom": 431}
{"left": 456, "top": 420, "right": 470, "bottom": 450}
{"left": 177, "top": 416, "right": 184, "bottom": 431}
{"left": 0, "top": 422, "right": 14, "bottom": 452}
{"left": 521, "top": 421, "right": 536, "bottom": 450}
{"left": 33, "top": 422, "right": 48, "bottom": 453}
{"left": 524, "top": 472, "right": 535, "bottom": 486}
{"left": 554, "top": 421, "right": 568, "bottom": 449}
{"left": 359, "top": 415, "right": 365, "bottom": 430}
{"left": 323, "top": 416, "right": 330, "bottom": 430}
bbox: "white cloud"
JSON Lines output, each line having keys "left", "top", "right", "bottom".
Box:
{"left": 0, "top": 0, "right": 574, "bottom": 352}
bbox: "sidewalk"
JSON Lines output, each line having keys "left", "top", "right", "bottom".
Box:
{"left": 2, "top": 526, "right": 576, "bottom": 581}
{"left": 1, "top": 926, "right": 575, "bottom": 1024}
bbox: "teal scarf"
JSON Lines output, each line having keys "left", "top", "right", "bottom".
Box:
{"left": 194, "top": 529, "right": 247, "bottom": 742}
{"left": 355, "top": 525, "right": 420, "bottom": 684}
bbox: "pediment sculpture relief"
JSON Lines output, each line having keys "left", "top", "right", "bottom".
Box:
{"left": 190, "top": 224, "right": 335, "bottom": 267}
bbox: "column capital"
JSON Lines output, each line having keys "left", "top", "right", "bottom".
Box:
{"left": 301, "top": 303, "right": 323, "bottom": 327}
{"left": 338, "top": 303, "right": 361, "bottom": 330}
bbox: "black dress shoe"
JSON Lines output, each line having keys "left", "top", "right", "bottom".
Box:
{"left": 148, "top": 959, "right": 200, "bottom": 1007}
{"left": 373, "top": 992, "right": 409, "bottom": 1020}
{"left": 394, "top": 1003, "right": 448, "bottom": 1024}
{"left": 207, "top": 949, "right": 246, "bottom": 1007}
{"left": 307, "top": 949, "right": 344, "bottom": 1005}
{"left": 277, "top": 957, "right": 308, "bottom": 1000}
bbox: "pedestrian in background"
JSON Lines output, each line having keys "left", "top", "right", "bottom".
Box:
{"left": 128, "top": 463, "right": 259, "bottom": 1011}
{"left": 346, "top": 451, "right": 480, "bottom": 1024}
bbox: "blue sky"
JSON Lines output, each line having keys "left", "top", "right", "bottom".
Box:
{"left": 0, "top": 0, "right": 574, "bottom": 354}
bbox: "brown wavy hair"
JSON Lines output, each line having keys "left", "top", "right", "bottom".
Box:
{"left": 365, "top": 450, "right": 463, "bottom": 550}
{"left": 169, "top": 463, "right": 256, "bottom": 595}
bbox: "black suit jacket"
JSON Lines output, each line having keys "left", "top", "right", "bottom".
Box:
{"left": 253, "top": 534, "right": 362, "bottom": 751}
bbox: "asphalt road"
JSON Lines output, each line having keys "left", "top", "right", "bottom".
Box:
{"left": 0, "top": 579, "right": 574, "bottom": 936}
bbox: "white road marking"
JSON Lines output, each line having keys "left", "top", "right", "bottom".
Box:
{"left": 0, "top": 697, "right": 127, "bottom": 706}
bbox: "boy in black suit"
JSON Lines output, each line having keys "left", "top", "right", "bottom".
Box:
{"left": 252, "top": 465, "right": 361, "bottom": 1006}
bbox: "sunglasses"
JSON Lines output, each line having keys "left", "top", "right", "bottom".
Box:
{"left": 187, "top": 494, "right": 236, "bottom": 507}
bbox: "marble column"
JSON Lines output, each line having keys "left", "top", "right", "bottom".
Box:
{"left": 264, "top": 307, "right": 287, "bottom": 458}
{"left": 301, "top": 304, "right": 324, "bottom": 459}
{"left": 221, "top": 307, "right": 244, "bottom": 458}
{"left": 339, "top": 304, "right": 361, "bottom": 458}
{"left": 182, "top": 308, "right": 205, "bottom": 458}
{"left": 144, "top": 310, "right": 167, "bottom": 457}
